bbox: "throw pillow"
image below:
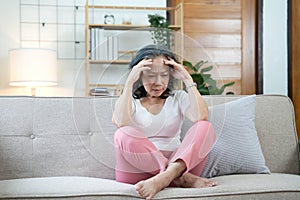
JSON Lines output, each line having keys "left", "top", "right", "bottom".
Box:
{"left": 201, "top": 95, "right": 270, "bottom": 178}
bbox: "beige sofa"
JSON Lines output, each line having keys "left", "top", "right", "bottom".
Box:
{"left": 0, "top": 95, "right": 299, "bottom": 199}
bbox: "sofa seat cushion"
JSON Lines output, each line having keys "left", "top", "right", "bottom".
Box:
{"left": 0, "top": 174, "right": 299, "bottom": 199}
{"left": 0, "top": 176, "right": 137, "bottom": 199}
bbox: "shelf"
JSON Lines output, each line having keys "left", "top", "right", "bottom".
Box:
{"left": 85, "top": 1, "right": 183, "bottom": 96}
{"left": 89, "top": 60, "right": 131, "bottom": 64}
{"left": 88, "top": 5, "right": 174, "bottom": 11}
{"left": 88, "top": 24, "right": 181, "bottom": 31}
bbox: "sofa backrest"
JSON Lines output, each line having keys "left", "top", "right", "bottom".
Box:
{"left": 0, "top": 95, "right": 299, "bottom": 180}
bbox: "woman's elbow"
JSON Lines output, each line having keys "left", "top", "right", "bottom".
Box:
{"left": 195, "top": 114, "right": 208, "bottom": 121}
{"left": 112, "top": 116, "right": 131, "bottom": 128}
{"left": 200, "top": 115, "right": 208, "bottom": 121}
{"left": 196, "top": 109, "right": 208, "bottom": 121}
{"left": 186, "top": 107, "right": 208, "bottom": 122}
{"left": 189, "top": 112, "right": 208, "bottom": 122}
{"left": 200, "top": 109, "right": 209, "bottom": 120}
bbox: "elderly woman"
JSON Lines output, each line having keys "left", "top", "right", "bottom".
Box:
{"left": 112, "top": 44, "right": 216, "bottom": 199}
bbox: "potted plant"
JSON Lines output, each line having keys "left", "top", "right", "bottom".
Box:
{"left": 148, "top": 14, "right": 235, "bottom": 95}
{"left": 183, "top": 60, "right": 235, "bottom": 95}
{"left": 148, "top": 14, "right": 173, "bottom": 49}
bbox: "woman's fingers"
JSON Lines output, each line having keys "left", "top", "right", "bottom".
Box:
{"left": 164, "top": 58, "right": 192, "bottom": 81}
{"left": 129, "top": 58, "right": 152, "bottom": 82}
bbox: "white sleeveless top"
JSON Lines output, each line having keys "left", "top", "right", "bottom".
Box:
{"left": 131, "top": 90, "right": 190, "bottom": 151}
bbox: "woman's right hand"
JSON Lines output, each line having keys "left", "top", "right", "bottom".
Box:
{"left": 127, "top": 58, "right": 152, "bottom": 83}
{"left": 112, "top": 58, "right": 152, "bottom": 127}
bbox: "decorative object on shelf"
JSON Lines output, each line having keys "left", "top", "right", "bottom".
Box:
{"left": 104, "top": 14, "right": 115, "bottom": 24}
{"left": 89, "top": 87, "right": 110, "bottom": 96}
{"left": 122, "top": 14, "right": 132, "bottom": 25}
{"left": 183, "top": 60, "right": 235, "bottom": 95}
{"left": 148, "top": 14, "right": 173, "bottom": 49}
{"left": 9, "top": 48, "right": 58, "bottom": 96}
{"left": 89, "top": 84, "right": 124, "bottom": 96}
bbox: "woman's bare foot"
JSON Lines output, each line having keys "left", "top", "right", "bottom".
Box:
{"left": 135, "top": 171, "right": 173, "bottom": 199}
{"left": 135, "top": 161, "right": 186, "bottom": 199}
{"left": 173, "top": 172, "right": 217, "bottom": 188}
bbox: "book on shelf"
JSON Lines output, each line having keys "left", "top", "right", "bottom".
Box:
{"left": 89, "top": 87, "right": 110, "bottom": 96}
{"left": 90, "top": 28, "right": 118, "bottom": 60}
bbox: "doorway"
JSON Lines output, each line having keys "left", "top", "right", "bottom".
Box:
{"left": 288, "top": 0, "right": 300, "bottom": 138}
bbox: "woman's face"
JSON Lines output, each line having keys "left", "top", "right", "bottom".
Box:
{"left": 141, "top": 56, "right": 170, "bottom": 97}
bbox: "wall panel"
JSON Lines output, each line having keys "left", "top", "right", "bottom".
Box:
{"left": 173, "top": 0, "right": 257, "bottom": 95}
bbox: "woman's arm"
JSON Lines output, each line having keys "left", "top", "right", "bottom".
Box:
{"left": 164, "top": 59, "right": 208, "bottom": 122}
{"left": 111, "top": 79, "right": 134, "bottom": 127}
{"left": 183, "top": 78, "right": 208, "bottom": 121}
{"left": 112, "top": 58, "right": 152, "bottom": 127}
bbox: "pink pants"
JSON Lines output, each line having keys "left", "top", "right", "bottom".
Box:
{"left": 114, "top": 120, "right": 216, "bottom": 184}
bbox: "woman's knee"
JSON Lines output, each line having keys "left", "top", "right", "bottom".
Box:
{"left": 194, "top": 120, "right": 212, "bottom": 127}
{"left": 193, "top": 120, "right": 216, "bottom": 140}
{"left": 114, "top": 126, "right": 149, "bottom": 148}
{"left": 115, "top": 126, "right": 145, "bottom": 139}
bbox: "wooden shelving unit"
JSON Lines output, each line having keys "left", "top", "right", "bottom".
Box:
{"left": 85, "top": 1, "right": 183, "bottom": 96}
{"left": 88, "top": 24, "right": 181, "bottom": 30}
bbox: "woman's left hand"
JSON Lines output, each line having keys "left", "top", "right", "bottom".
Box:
{"left": 164, "top": 57, "right": 193, "bottom": 82}
{"left": 164, "top": 57, "right": 208, "bottom": 122}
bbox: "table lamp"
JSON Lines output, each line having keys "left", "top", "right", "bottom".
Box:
{"left": 9, "top": 48, "right": 58, "bottom": 96}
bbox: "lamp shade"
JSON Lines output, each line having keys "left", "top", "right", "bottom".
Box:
{"left": 9, "top": 48, "right": 57, "bottom": 87}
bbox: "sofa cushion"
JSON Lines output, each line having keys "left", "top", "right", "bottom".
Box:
{"left": 201, "top": 95, "right": 270, "bottom": 178}
{"left": 0, "top": 174, "right": 299, "bottom": 199}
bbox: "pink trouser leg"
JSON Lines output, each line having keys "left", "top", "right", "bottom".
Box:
{"left": 169, "top": 120, "right": 216, "bottom": 176}
{"left": 114, "top": 126, "right": 169, "bottom": 184}
{"left": 114, "top": 121, "right": 216, "bottom": 184}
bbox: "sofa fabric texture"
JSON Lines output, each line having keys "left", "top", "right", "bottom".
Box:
{"left": 0, "top": 95, "right": 299, "bottom": 199}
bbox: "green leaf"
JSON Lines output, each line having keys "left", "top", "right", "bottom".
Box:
{"left": 183, "top": 60, "right": 192, "bottom": 67}
{"left": 201, "top": 73, "right": 212, "bottom": 80}
{"left": 200, "top": 65, "right": 213, "bottom": 73}
{"left": 194, "top": 60, "right": 207, "bottom": 71}
{"left": 199, "top": 88, "right": 210, "bottom": 95}
{"left": 183, "top": 60, "right": 197, "bottom": 72}
{"left": 218, "top": 85, "right": 226, "bottom": 95}
{"left": 223, "top": 81, "right": 235, "bottom": 87}
{"left": 191, "top": 74, "right": 204, "bottom": 84}
{"left": 207, "top": 86, "right": 219, "bottom": 95}
{"left": 205, "top": 78, "right": 217, "bottom": 88}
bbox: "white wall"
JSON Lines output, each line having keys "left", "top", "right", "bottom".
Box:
{"left": 0, "top": 0, "right": 165, "bottom": 97}
{"left": 263, "top": 0, "right": 288, "bottom": 95}
{"left": 0, "top": 0, "right": 20, "bottom": 95}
